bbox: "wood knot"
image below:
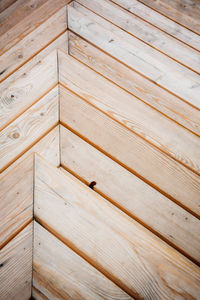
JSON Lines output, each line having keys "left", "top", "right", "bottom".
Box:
{"left": 12, "top": 132, "right": 20, "bottom": 139}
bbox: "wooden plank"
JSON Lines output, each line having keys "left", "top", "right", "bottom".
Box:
{"left": 0, "top": 7, "right": 67, "bottom": 82}
{"left": 60, "top": 125, "right": 200, "bottom": 264}
{"left": 0, "top": 223, "right": 33, "bottom": 300}
{"left": 0, "top": 86, "right": 59, "bottom": 173}
{"left": 77, "top": 0, "right": 200, "bottom": 74}
{"left": 69, "top": 32, "right": 200, "bottom": 136}
{"left": 111, "top": 0, "right": 200, "bottom": 51}
{"left": 0, "top": 0, "right": 27, "bottom": 23}
{"left": 0, "top": 0, "right": 46, "bottom": 36}
{"left": 34, "top": 155, "right": 200, "bottom": 299}
{"left": 0, "top": 126, "right": 59, "bottom": 249}
{"left": 137, "top": 0, "right": 200, "bottom": 35}
{"left": 0, "top": 50, "right": 57, "bottom": 131}
{"left": 0, "top": 0, "right": 17, "bottom": 14}
{"left": 67, "top": 2, "right": 200, "bottom": 109}
{"left": 0, "top": 0, "right": 70, "bottom": 56}
{"left": 60, "top": 85, "right": 200, "bottom": 217}
{"left": 0, "top": 125, "right": 60, "bottom": 178}
{"left": 33, "top": 221, "right": 133, "bottom": 300}
{"left": 59, "top": 51, "right": 200, "bottom": 175}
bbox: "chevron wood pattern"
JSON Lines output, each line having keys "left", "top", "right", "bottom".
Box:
{"left": 0, "top": 0, "right": 200, "bottom": 299}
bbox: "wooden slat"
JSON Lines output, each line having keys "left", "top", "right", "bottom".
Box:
{"left": 33, "top": 221, "right": 133, "bottom": 300}
{"left": 67, "top": 2, "right": 200, "bottom": 109}
{"left": 0, "top": 0, "right": 70, "bottom": 56}
{"left": 0, "top": 7, "right": 67, "bottom": 82}
{"left": 60, "top": 125, "right": 200, "bottom": 264}
{"left": 0, "top": 125, "right": 60, "bottom": 178}
{"left": 0, "top": 223, "right": 33, "bottom": 300}
{"left": 34, "top": 155, "right": 200, "bottom": 299}
{"left": 59, "top": 51, "right": 200, "bottom": 175}
{"left": 0, "top": 0, "right": 18, "bottom": 14}
{"left": 0, "top": 126, "right": 59, "bottom": 249}
{"left": 77, "top": 0, "right": 200, "bottom": 74}
{"left": 0, "top": 86, "right": 59, "bottom": 172}
{"left": 0, "top": 50, "right": 57, "bottom": 131}
{"left": 60, "top": 85, "right": 200, "bottom": 217}
{"left": 0, "top": 0, "right": 27, "bottom": 23}
{"left": 68, "top": 32, "right": 200, "bottom": 136}
{"left": 111, "top": 0, "right": 200, "bottom": 51}
{"left": 138, "top": 0, "right": 200, "bottom": 35}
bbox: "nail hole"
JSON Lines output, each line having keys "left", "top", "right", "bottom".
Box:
{"left": 89, "top": 181, "right": 96, "bottom": 189}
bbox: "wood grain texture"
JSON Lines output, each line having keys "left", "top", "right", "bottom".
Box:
{"left": 0, "top": 222, "right": 33, "bottom": 300}
{"left": 0, "top": 86, "right": 59, "bottom": 172}
{"left": 0, "top": 125, "right": 60, "bottom": 178}
{"left": 0, "top": 0, "right": 27, "bottom": 23}
{"left": 59, "top": 51, "right": 200, "bottom": 175}
{"left": 0, "top": 0, "right": 17, "bottom": 14}
{"left": 60, "top": 85, "right": 200, "bottom": 217}
{"left": 0, "top": 7, "right": 67, "bottom": 82}
{"left": 0, "top": 155, "right": 33, "bottom": 249}
{"left": 68, "top": 2, "right": 200, "bottom": 109}
{"left": 0, "top": 50, "right": 57, "bottom": 131}
{"left": 33, "top": 221, "right": 133, "bottom": 300}
{"left": 69, "top": 32, "right": 200, "bottom": 136}
{"left": 34, "top": 155, "right": 200, "bottom": 300}
{"left": 0, "top": 126, "right": 59, "bottom": 249}
{"left": 111, "top": 0, "right": 200, "bottom": 51}
{"left": 60, "top": 125, "right": 200, "bottom": 264}
{"left": 0, "top": 0, "right": 70, "bottom": 56}
{"left": 138, "top": 0, "right": 200, "bottom": 35}
{"left": 77, "top": 0, "right": 200, "bottom": 74}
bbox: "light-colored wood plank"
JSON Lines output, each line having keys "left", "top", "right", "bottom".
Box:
{"left": 0, "top": 7, "right": 67, "bottom": 82}
{"left": 0, "top": 155, "right": 33, "bottom": 249}
{"left": 77, "top": 0, "right": 200, "bottom": 73}
{"left": 0, "top": 126, "right": 59, "bottom": 249}
{"left": 0, "top": 86, "right": 59, "bottom": 172}
{"left": 138, "top": 0, "right": 200, "bottom": 35}
{"left": 0, "top": 0, "right": 70, "bottom": 56}
{"left": 69, "top": 32, "right": 200, "bottom": 136}
{"left": 68, "top": 2, "right": 200, "bottom": 109}
{"left": 34, "top": 155, "right": 200, "bottom": 299}
{"left": 111, "top": 0, "right": 200, "bottom": 51}
{"left": 60, "top": 85, "right": 200, "bottom": 217}
{"left": 60, "top": 125, "right": 200, "bottom": 264}
{"left": 59, "top": 51, "right": 200, "bottom": 175}
{"left": 0, "top": 222, "right": 33, "bottom": 300}
{"left": 33, "top": 221, "right": 133, "bottom": 300}
{"left": 0, "top": 50, "right": 57, "bottom": 131}
{"left": 0, "top": 125, "right": 60, "bottom": 178}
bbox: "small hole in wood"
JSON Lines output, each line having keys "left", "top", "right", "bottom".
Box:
{"left": 89, "top": 181, "right": 96, "bottom": 189}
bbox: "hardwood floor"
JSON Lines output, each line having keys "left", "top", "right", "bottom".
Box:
{"left": 0, "top": 0, "right": 200, "bottom": 299}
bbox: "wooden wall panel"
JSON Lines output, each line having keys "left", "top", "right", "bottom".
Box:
{"left": 0, "top": 50, "right": 57, "bottom": 131}
{"left": 67, "top": 1, "right": 200, "bottom": 109}
{"left": 60, "top": 125, "right": 200, "bottom": 264}
{"left": 0, "top": 7, "right": 67, "bottom": 82}
{"left": 0, "top": 126, "right": 59, "bottom": 249}
{"left": 59, "top": 51, "right": 200, "bottom": 175}
{"left": 0, "top": 222, "right": 33, "bottom": 300}
{"left": 77, "top": 0, "right": 200, "bottom": 74}
{"left": 137, "top": 0, "right": 200, "bottom": 35}
{"left": 60, "top": 85, "right": 200, "bottom": 217}
{"left": 34, "top": 155, "right": 200, "bottom": 299}
{"left": 0, "top": 86, "right": 59, "bottom": 172}
{"left": 111, "top": 0, "right": 200, "bottom": 51}
{"left": 68, "top": 32, "right": 200, "bottom": 136}
{"left": 33, "top": 221, "right": 133, "bottom": 300}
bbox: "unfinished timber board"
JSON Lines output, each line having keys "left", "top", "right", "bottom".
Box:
{"left": 0, "top": 0, "right": 200, "bottom": 299}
